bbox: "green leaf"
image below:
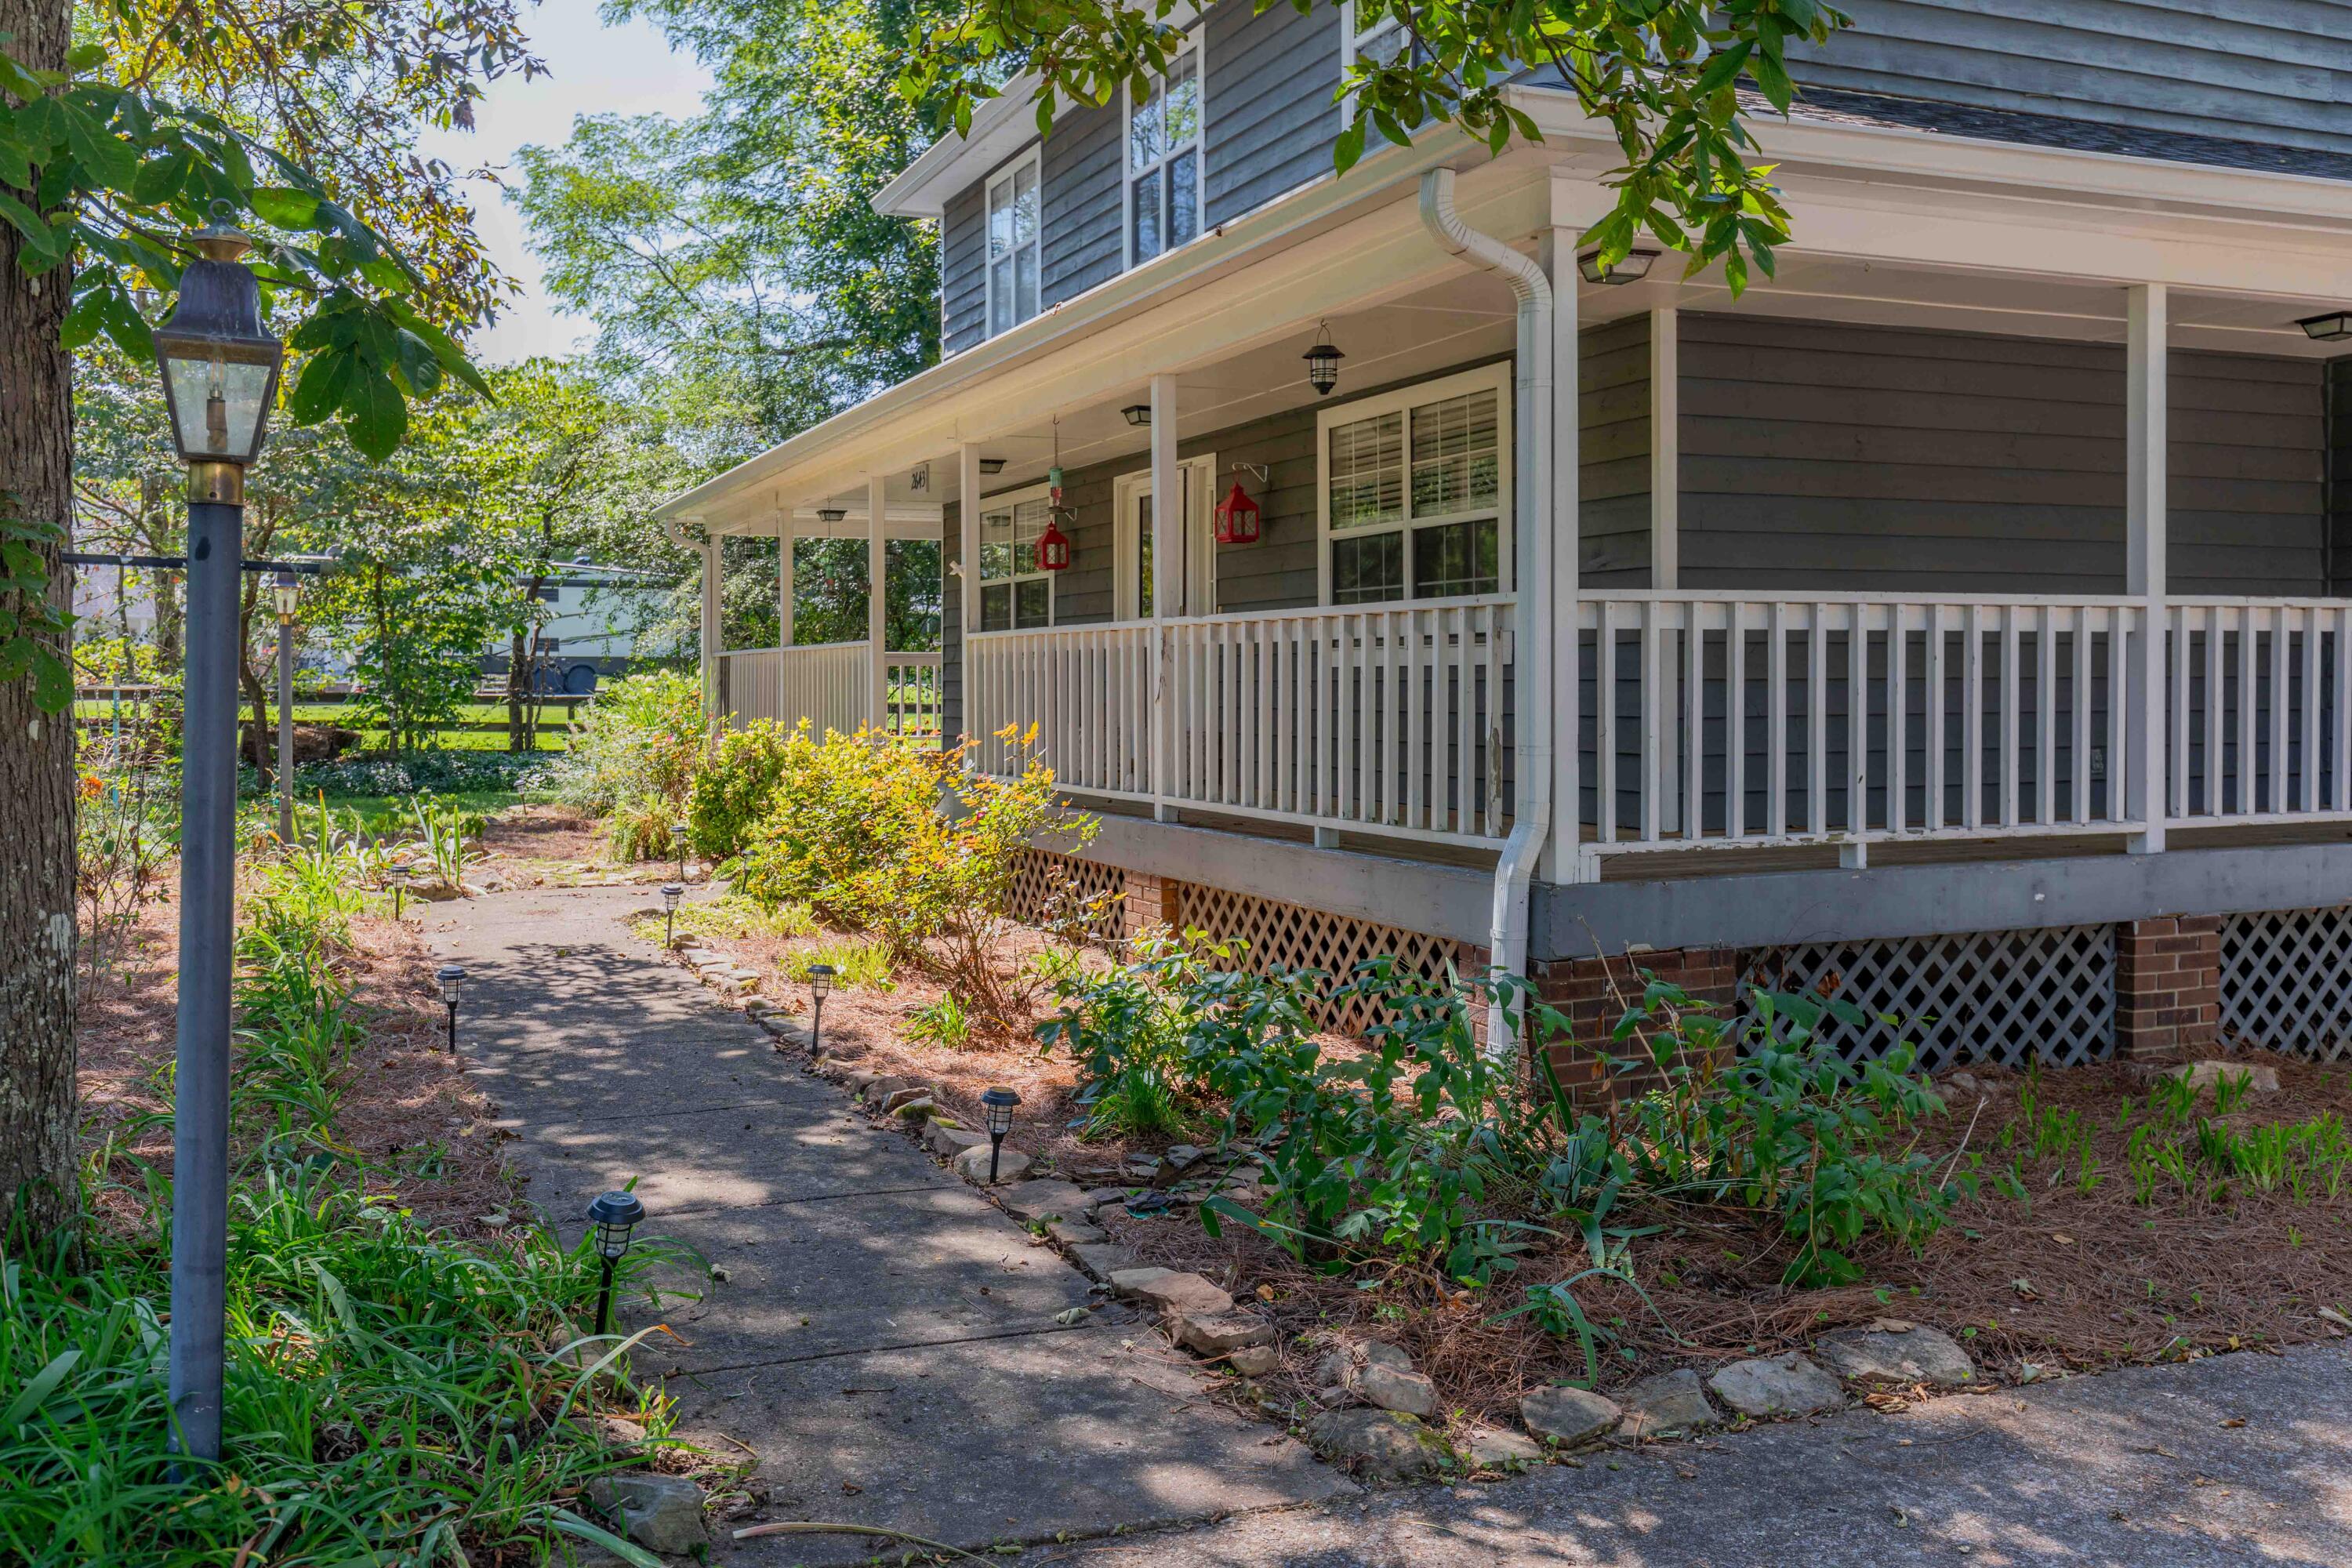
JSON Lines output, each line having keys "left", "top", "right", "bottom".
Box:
{"left": 129, "top": 148, "right": 193, "bottom": 206}
{"left": 58, "top": 98, "right": 136, "bottom": 191}
{"left": 290, "top": 348, "right": 357, "bottom": 424}
{"left": 59, "top": 287, "right": 107, "bottom": 350}
{"left": 339, "top": 365, "right": 408, "bottom": 460}
{"left": 1333, "top": 118, "right": 1367, "bottom": 175}
{"left": 250, "top": 186, "right": 322, "bottom": 230}
{"left": 546, "top": 1512, "right": 660, "bottom": 1568}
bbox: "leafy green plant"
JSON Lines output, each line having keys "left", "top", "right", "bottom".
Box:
{"left": 530, "top": 670, "right": 710, "bottom": 817}
{"left": 685, "top": 717, "right": 797, "bottom": 860}
{"left": 903, "top": 993, "right": 976, "bottom": 1051}
{"left": 1036, "top": 930, "right": 1208, "bottom": 1138}
{"left": 608, "top": 792, "right": 686, "bottom": 866}
{"left": 782, "top": 940, "right": 894, "bottom": 991}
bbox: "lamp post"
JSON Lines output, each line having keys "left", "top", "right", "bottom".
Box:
{"left": 660, "top": 883, "right": 684, "bottom": 949}
{"left": 389, "top": 863, "right": 412, "bottom": 920}
{"left": 156, "top": 212, "right": 285, "bottom": 1466}
{"left": 981, "top": 1086, "right": 1022, "bottom": 1185}
{"left": 585, "top": 1190, "right": 647, "bottom": 1338}
{"left": 434, "top": 965, "right": 466, "bottom": 1054}
{"left": 271, "top": 570, "right": 299, "bottom": 844}
{"left": 808, "top": 963, "right": 835, "bottom": 1056}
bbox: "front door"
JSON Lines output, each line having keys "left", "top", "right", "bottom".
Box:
{"left": 1116, "top": 456, "right": 1216, "bottom": 619}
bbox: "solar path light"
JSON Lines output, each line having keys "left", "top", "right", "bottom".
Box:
{"left": 808, "top": 963, "right": 836, "bottom": 1056}
{"left": 660, "top": 883, "right": 684, "bottom": 948}
{"left": 586, "top": 1190, "right": 647, "bottom": 1337}
{"left": 434, "top": 965, "right": 466, "bottom": 1054}
{"left": 982, "top": 1086, "right": 1022, "bottom": 1185}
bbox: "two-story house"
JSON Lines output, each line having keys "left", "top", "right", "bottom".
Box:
{"left": 654, "top": 1, "right": 2352, "bottom": 1076}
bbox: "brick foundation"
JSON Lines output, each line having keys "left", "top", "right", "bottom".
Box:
{"left": 2115, "top": 915, "right": 2221, "bottom": 1060}
{"left": 1531, "top": 946, "right": 1740, "bottom": 1100}
{"left": 1121, "top": 870, "right": 1174, "bottom": 942}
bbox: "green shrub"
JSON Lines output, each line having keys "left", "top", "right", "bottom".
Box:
{"left": 685, "top": 719, "right": 797, "bottom": 859}
{"left": 1036, "top": 932, "right": 1212, "bottom": 1138}
{"left": 904, "top": 992, "right": 977, "bottom": 1051}
{"left": 782, "top": 938, "right": 895, "bottom": 990}
{"left": 530, "top": 670, "right": 709, "bottom": 816}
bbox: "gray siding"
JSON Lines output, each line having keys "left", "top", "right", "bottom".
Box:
{"left": 1787, "top": 0, "right": 2352, "bottom": 159}
{"left": 1041, "top": 98, "right": 1123, "bottom": 308}
{"left": 2330, "top": 357, "right": 2352, "bottom": 593}
{"left": 941, "top": 180, "right": 985, "bottom": 357}
{"left": 1204, "top": 0, "right": 1342, "bottom": 230}
{"left": 1676, "top": 314, "right": 2325, "bottom": 597}
{"left": 1580, "top": 316, "right": 1652, "bottom": 586}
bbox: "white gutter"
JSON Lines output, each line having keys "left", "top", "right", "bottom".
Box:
{"left": 1417, "top": 166, "right": 1552, "bottom": 1061}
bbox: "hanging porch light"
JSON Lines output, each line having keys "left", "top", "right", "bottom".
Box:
{"left": 1302, "top": 321, "right": 1345, "bottom": 396}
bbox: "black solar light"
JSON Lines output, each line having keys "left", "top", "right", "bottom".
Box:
{"left": 585, "top": 1189, "right": 647, "bottom": 1337}
{"left": 981, "top": 1086, "right": 1022, "bottom": 1185}
{"left": 434, "top": 964, "right": 466, "bottom": 1054}
{"left": 673, "top": 818, "right": 691, "bottom": 881}
{"left": 660, "top": 883, "right": 684, "bottom": 948}
{"left": 1301, "top": 321, "right": 1344, "bottom": 396}
{"left": 388, "top": 862, "right": 413, "bottom": 920}
{"left": 807, "top": 962, "right": 836, "bottom": 1055}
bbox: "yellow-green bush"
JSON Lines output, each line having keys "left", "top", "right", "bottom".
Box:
{"left": 685, "top": 718, "right": 800, "bottom": 860}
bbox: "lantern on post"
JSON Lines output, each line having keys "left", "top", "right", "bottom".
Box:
{"left": 980, "top": 1086, "right": 1022, "bottom": 1185}
{"left": 1214, "top": 481, "right": 1261, "bottom": 546}
{"left": 585, "top": 1190, "right": 646, "bottom": 1337}
{"left": 434, "top": 965, "right": 466, "bottom": 1054}
{"left": 1301, "top": 321, "right": 1345, "bottom": 396}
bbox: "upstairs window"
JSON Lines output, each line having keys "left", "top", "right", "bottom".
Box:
{"left": 1341, "top": 0, "right": 1406, "bottom": 74}
{"left": 1126, "top": 47, "right": 1200, "bottom": 267}
{"left": 1319, "top": 364, "right": 1511, "bottom": 605}
{"left": 976, "top": 490, "right": 1054, "bottom": 630}
{"left": 985, "top": 151, "right": 1040, "bottom": 337}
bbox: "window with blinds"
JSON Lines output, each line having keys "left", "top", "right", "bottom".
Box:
{"left": 978, "top": 494, "right": 1054, "bottom": 630}
{"left": 1319, "top": 368, "right": 1508, "bottom": 604}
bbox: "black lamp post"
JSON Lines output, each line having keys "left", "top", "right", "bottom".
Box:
{"left": 389, "top": 862, "right": 412, "bottom": 920}
{"left": 271, "top": 569, "right": 299, "bottom": 844}
{"left": 158, "top": 212, "right": 285, "bottom": 1467}
{"left": 673, "top": 818, "right": 691, "bottom": 882}
{"left": 982, "top": 1086, "right": 1022, "bottom": 1185}
{"left": 660, "top": 883, "right": 684, "bottom": 948}
{"left": 808, "top": 962, "right": 835, "bottom": 1055}
{"left": 585, "top": 1189, "right": 647, "bottom": 1337}
{"left": 434, "top": 964, "right": 466, "bottom": 1054}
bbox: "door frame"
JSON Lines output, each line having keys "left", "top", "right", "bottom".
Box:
{"left": 1112, "top": 454, "right": 1218, "bottom": 620}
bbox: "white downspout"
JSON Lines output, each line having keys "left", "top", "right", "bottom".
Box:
{"left": 1418, "top": 167, "right": 1553, "bottom": 1059}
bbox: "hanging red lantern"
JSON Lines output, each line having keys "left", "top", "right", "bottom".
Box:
{"left": 1214, "top": 481, "right": 1261, "bottom": 546}
{"left": 1035, "top": 510, "right": 1073, "bottom": 572}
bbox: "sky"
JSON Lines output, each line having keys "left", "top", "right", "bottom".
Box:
{"left": 414, "top": 0, "right": 713, "bottom": 367}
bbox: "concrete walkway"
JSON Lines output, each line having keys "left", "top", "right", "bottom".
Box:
{"left": 423, "top": 885, "right": 1348, "bottom": 1566}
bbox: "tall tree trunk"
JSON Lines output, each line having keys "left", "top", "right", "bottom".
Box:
{"left": 144, "top": 475, "right": 180, "bottom": 674}
{"left": 506, "top": 623, "right": 530, "bottom": 752}
{"left": 0, "top": 0, "right": 82, "bottom": 1247}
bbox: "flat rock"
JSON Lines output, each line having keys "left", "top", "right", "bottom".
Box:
{"left": 1618, "top": 1368, "right": 1719, "bottom": 1434}
{"left": 1045, "top": 1218, "right": 1108, "bottom": 1247}
{"left": 1109, "top": 1267, "right": 1235, "bottom": 1316}
{"left": 860, "top": 1076, "right": 912, "bottom": 1105}
{"left": 1816, "top": 1320, "right": 1977, "bottom": 1386}
{"left": 880, "top": 1085, "right": 935, "bottom": 1114}
{"left": 1358, "top": 1362, "right": 1438, "bottom": 1417}
{"left": 1521, "top": 1385, "right": 1621, "bottom": 1446}
{"left": 998, "top": 1179, "right": 1091, "bottom": 1224}
{"left": 586, "top": 1472, "right": 707, "bottom": 1554}
{"left": 951, "top": 1143, "right": 1031, "bottom": 1185}
{"left": 1305, "top": 1410, "right": 1456, "bottom": 1482}
{"left": 1708, "top": 1353, "right": 1846, "bottom": 1419}
{"left": 924, "top": 1122, "right": 988, "bottom": 1157}
{"left": 1465, "top": 1428, "right": 1545, "bottom": 1471}
{"left": 890, "top": 1095, "right": 937, "bottom": 1120}
{"left": 2165, "top": 1059, "right": 2281, "bottom": 1093}
{"left": 1227, "top": 1344, "right": 1280, "bottom": 1377}
{"left": 1068, "top": 1242, "right": 1144, "bottom": 1280}
{"left": 1170, "top": 1311, "right": 1275, "bottom": 1356}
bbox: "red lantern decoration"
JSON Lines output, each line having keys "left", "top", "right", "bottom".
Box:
{"left": 1214, "top": 481, "right": 1261, "bottom": 546}
{"left": 1035, "top": 511, "right": 1073, "bottom": 572}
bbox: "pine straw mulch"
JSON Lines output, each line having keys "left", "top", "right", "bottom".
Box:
{"left": 619, "top": 905, "right": 2352, "bottom": 1439}
{"left": 77, "top": 875, "right": 518, "bottom": 1239}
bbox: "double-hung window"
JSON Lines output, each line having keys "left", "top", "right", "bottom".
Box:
{"left": 1340, "top": 0, "right": 1406, "bottom": 74}
{"left": 976, "top": 488, "right": 1054, "bottom": 630}
{"left": 1126, "top": 45, "right": 1200, "bottom": 267}
{"left": 1319, "top": 365, "right": 1511, "bottom": 604}
{"left": 985, "top": 151, "right": 1040, "bottom": 337}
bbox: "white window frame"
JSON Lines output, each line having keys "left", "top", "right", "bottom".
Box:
{"left": 1338, "top": 0, "right": 1406, "bottom": 103}
{"left": 974, "top": 481, "right": 1058, "bottom": 632}
{"left": 1121, "top": 30, "right": 1207, "bottom": 272}
{"left": 1315, "top": 361, "right": 1514, "bottom": 606}
{"left": 982, "top": 147, "right": 1042, "bottom": 341}
{"left": 1112, "top": 454, "right": 1218, "bottom": 620}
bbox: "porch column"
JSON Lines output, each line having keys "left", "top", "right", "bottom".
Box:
{"left": 958, "top": 442, "right": 984, "bottom": 742}
{"left": 698, "top": 527, "right": 720, "bottom": 720}
{"left": 868, "top": 474, "right": 889, "bottom": 729}
{"left": 1648, "top": 307, "right": 1679, "bottom": 589}
{"left": 1541, "top": 215, "right": 1588, "bottom": 885}
{"left": 1150, "top": 372, "right": 1179, "bottom": 822}
{"left": 2126, "top": 284, "right": 2168, "bottom": 855}
{"left": 777, "top": 519, "right": 794, "bottom": 648}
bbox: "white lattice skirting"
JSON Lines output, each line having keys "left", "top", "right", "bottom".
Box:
{"left": 1008, "top": 850, "right": 1128, "bottom": 943}
{"left": 2221, "top": 908, "right": 2352, "bottom": 1060}
{"left": 1164, "top": 882, "right": 1480, "bottom": 1036}
{"left": 1742, "top": 925, "right": 2117, "bottom": 1073}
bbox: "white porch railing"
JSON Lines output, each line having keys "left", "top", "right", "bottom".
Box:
{"left": 1575, "top": 594, "right": 2151, "bottom": 855}
{"left": 967, "top": 598, "right": 1514, "bottom": 843}
{"left": 717, "top": 641, "right": 869, "bottom": 737}
{"left": 886, "top": 652, "right": 944, "bottom": 739}
{"left": 2166, "top": 600, "right": 2352, "bottom": 827}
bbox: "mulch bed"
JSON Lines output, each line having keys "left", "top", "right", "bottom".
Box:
{"left": 77, "top": 873, "right": 517, "bottom": 1237}
{"left": 659, "top": 897, "right": 2352, "bottom": 1437}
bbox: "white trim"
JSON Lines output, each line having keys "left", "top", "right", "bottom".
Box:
{"left": 973, "top": 478, "right": 1058, "bottom": 631}
{"left": 982, "top": 146, "right": 1044, "bottom": 341}
{"left": 874, "top": 71, "right": 1047, "bottom": 220}
{"left": 1314, "top": 361, "right": 1515, "bottom": 607}
{"left": 1338, "top": 0, "right": 1404, "bottom": 115}
{"left": 1112, "top": 455, "right": 1218, "bottom": 619}
{"left": 1121, "top": 30, "right": 1207, "bottom": 273}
